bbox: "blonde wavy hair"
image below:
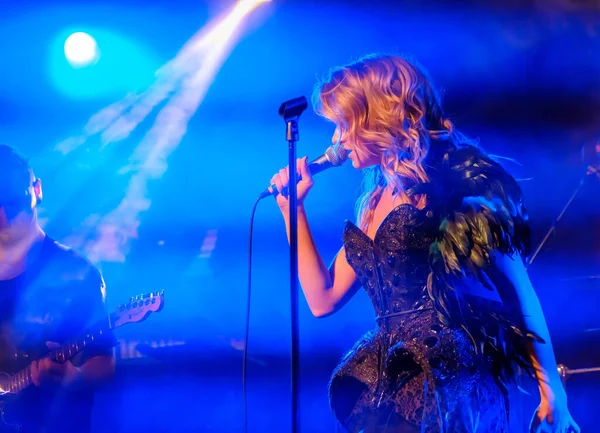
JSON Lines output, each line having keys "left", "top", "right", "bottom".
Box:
{"left": 312, "top": 53, "right": 471, "bottom": 231}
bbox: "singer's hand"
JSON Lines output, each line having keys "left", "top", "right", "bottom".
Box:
{"left": 270, "top": 156, "right": 313, "bottom": 211}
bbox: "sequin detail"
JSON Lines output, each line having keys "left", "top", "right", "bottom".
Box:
{"left": 329, "top": 204, "right": 509, "bottom": 433}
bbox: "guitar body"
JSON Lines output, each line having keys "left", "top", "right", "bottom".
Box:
{"left": 0, "top": 371, "right": 22, "bottom": 433}
{"left": 0, "top": 405, "right": 22, "bottom": 433}
{"left": 0, "top": 291, "right": 164, "bottom": 432}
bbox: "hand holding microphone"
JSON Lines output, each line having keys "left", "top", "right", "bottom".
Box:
{"left": 262, "top": 143, "right": 348, "bottom": 211}
{"left": 270, "top": 156, "right": 313, "bottom": 211}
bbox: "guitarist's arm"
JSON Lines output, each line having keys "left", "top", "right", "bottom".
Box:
{"left": 31, "top": 348, "right": 115, "bottom": 388}
{"left": 69, "top": 269, "right": 116, "bottom": 387}
{"left": 69, "top": 353, "right": 115, "bottom": 386}
{"left": 31, "top": 267, "right": 116, "bottom": 388}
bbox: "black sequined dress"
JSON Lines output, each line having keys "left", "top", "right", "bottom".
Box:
{"left": 328, "top": 145, "right": 539, "bottom": 433}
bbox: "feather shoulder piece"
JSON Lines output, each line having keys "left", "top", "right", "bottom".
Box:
{"left": 410, "top": 143, "right": 543, "bottom": 383}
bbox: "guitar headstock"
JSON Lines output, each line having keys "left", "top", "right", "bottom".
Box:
{"left": 111, "top": 290, "right": 165, "bottom": 328}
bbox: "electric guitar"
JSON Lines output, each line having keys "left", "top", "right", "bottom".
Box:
{"left": 0, "top": 290, "right": 165, "bottom": 431}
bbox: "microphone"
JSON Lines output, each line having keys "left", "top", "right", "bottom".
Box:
{"left": 259, "top": 143, "right": 348, "bottom": 199}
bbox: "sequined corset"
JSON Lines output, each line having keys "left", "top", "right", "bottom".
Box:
{"left": 343, "top": 204, "right": 438, "bottom": 320}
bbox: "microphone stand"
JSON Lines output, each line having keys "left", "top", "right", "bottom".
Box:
{"left": 526, "top": 158, "right": 599, "bottom": 270}
{"left": 557, "top": 364, "right": 600, "bottom": 389}
{"left": 525, "top": 146, "right": 600, "bottom": 394}
{"left": 278, "top": 96, "right": 308, "bottom": 433}
{"left": 525, "top": 175, "right": 586, "bottom": 269}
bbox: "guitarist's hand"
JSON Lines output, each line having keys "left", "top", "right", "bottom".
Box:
{"left": 30, "top": 342, "right": 82, "bottom": 387}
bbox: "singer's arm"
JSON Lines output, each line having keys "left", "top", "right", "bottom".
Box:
{"left": 490, "top": 253, "right": 577, "bottom": 430}
{"left": 282, "top": 205, "right": 361, "bottom": 318}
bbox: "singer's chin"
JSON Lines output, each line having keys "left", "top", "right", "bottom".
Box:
{"left": 350, "top": 159, "right": 366, "bottom": 170}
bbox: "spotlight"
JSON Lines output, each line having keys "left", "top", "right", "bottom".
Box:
{"left": 64, "top": 32, "right": 99, "bottom": 67}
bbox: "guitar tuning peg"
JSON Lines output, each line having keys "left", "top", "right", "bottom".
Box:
{"left": 130, "top": 296, "right": 135, "bottom": 302}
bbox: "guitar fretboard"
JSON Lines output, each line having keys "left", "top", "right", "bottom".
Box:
{"left": 3, "top": 316, "right": 115, "bottom": 394}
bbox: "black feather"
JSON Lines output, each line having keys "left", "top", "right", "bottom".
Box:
{"left": 410, "top": 142, "right": 541, "bottom": 383}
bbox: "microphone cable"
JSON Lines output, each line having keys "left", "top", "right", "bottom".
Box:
{"left": 242, "top": 145, "right": 346, "bottom": 432}
{"left": 243, "top": 194, "right": 263, "bottom": 433}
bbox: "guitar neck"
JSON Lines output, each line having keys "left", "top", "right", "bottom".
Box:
{"left": 6, "top": 313, "right": 117, "bottom": 394}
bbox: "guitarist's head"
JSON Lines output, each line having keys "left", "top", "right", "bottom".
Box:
{"left": 0, "top": 144, "right": 43, "bottom": 230}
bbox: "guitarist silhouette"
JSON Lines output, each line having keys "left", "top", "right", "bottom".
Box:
{"left": 0, "top": 145, "right": 116, "bottom": 433}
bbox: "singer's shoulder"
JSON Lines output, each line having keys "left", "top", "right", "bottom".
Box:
{"left": 426, "top": 142, "right": 519, "bottom": 184}
{"left": 417, "top": 141, "right": 525, "bottom": 210}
